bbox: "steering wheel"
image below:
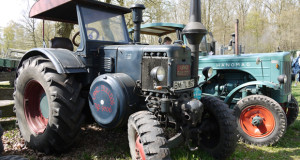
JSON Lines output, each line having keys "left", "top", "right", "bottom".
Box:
{"left": 72, "top": 27, "right": 100, "bottom": 47}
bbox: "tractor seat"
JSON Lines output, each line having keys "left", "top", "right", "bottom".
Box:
{"left": 50, "top": 37, "right": 74, "bottom": 51}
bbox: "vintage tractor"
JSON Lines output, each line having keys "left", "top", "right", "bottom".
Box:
{"left": 198, "top": 22, "right": 298, "bottom": 146}
{"left": 0, "top": 49, "right": 25, "bottom": 86}
{"left": 14, "top": 0, "right": 237, "bottom": 159}
{"left": 129, "top": 21, "right": 298, "bottom": 146}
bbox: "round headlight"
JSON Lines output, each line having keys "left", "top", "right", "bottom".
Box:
{"left": 151, "top": 66, "right": 166, "bottom": 81}
{"left": 202, "top": 67, "right": 213, "bottom": 78}
{"left": 277, "top": 74, "right": 287, "bottom": 84}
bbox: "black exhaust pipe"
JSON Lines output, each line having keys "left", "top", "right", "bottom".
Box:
{"left": 130, "top": 4, "right": 145, "bottom": 43}
{"left": 182, "top": 0, "right": 207, "bottom": 85}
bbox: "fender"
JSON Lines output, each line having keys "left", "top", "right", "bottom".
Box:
{"left": 18, "top": 48, "right": 87, "bottom": 74}
{"left": 224, "top": 81, "right": 280, "bottom": 105}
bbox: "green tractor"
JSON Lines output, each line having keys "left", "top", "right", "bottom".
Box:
{"left": 0, "top": 49, "right": 25, "bottom": 86}
{"left": 14, "top": 0, "right": 238, "bottom": 159}
{"left": 198, "top": 22, "right": 298, "bottom": 146}
{"left": 130, "top": 22, "right": 298, "bottom": 146}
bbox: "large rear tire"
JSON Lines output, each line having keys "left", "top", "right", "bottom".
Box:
{"left": 128, "top": 111, "right": 170, "bottom": 160}
{"left": 14, "top": 56, "right": 85, "bottom": 153}
{"left": 198, "top": 96, "right": 238, "bottom": 160}
{"left": 286, "top": 95, "right": 299, "bottom": 127}
{"left": 234, "top": 95, "right": 287, "bottom": 146}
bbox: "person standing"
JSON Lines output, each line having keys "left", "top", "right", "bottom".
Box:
{"left": 292, "top": 51, "right": 300, "bottom": 86}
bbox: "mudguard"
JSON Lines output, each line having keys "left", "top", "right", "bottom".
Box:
{"left": 224, "top": 81, "right": 280, "bottom": 105}
{"left": 18, "top": 48, "right": 87, "bottom": 73}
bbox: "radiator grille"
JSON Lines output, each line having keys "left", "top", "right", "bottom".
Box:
{"left": 283, "top": 61, "right": 291, "bottom": 93}
{"left": 142, "top": 56, "right": 168, "bottom": 90}
{"left": 100, "top": 57, "right": 114, "bottom": 72}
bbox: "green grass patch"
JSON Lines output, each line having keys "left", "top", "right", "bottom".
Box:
{"left": 0, "top": 85, "right": 13, "bottom": 89}
{"left": 170, "top": 83, "right": 300, "bottom": 160}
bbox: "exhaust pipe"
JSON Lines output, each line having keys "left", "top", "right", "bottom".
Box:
{"left": 235, "top": 19, "right": 239, "bottom": 55}
{"left": 182, "top": 0, "right": 207, "bottom": 85}
{"left": 130, "top": 4, "right": 145, "bottom": 43}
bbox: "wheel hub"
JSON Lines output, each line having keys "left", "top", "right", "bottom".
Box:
{"left": 240, "top": 105, "right": 275, "bottom": 138}
{"left": 252, "top": 115, "right": 263, "bottom": 126}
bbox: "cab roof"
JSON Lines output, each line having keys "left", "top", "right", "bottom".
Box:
{"left": 128, "top": 23, "right": 185, "bottom": 36}
{"left": 30, "top": 0, "right": 131, "bottom": 24}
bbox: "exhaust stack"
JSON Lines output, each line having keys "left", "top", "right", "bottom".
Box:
{"left": 182, "top": 0, "right": 207, "bottom": 84}
{"left": 130, "top": 4, "right": 145, "bottom": 43}
{"left": 235, "top": 19, "right": 240, "bottom": 55}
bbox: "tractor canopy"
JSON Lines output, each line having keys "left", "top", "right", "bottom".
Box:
{"left": 29, "top": 0, "right": 131, "bottom": 24}
{"left": 128, "top": 23, "right": 185, "bottom": 37}
{"left": 128, "top": 22, "right": 209, "bottom": 51}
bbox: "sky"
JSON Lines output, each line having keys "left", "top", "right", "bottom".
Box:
{"left": 0, "top": 0, "right": 35, "bottom": 28}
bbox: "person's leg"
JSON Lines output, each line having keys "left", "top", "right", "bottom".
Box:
{"left": 296, "top": 71, "right": 300, "bottom": 86}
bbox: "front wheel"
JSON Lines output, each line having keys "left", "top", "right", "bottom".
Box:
{"left": 198, "top": 96, "right": 238, "bottom": 159}
{"left": 128, "top": 111, "right": 170, "bottom": 160}
{"left": 234, "top": 95, "right": 287, "bottom": 146}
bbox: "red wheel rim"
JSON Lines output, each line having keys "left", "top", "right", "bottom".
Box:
{"left": 135, "top": 135, "right": 146, "bottom": 160}
{"left": 240, "top": 105, "right": 275, "bottom": 138}
{"left": 24, "top": 80, "right": 49, "bottom": 134}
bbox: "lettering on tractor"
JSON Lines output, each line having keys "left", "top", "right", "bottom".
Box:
{"left": 101, "top": 85, "right": 115, "bottom": 106}
{"left": 13, "top": 0, "right": 238, "bottom": 159}
{"left": 215, "top": 62, "right": 251, "bottom": 67}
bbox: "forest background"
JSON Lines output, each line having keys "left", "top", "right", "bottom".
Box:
{"left": 0, "top": 0, "right": 299, "bottom": 55}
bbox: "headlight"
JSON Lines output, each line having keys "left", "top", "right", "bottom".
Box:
{"left": 277, "top": 74, "right": 287, "bottom": 84}
{"left": 151, "top": 66, "right": 166, "bottom": 81}
{"left": 202, "top": 67, "right": 213, "bottom": 79}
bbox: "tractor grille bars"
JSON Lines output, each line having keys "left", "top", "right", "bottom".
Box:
{"left": 283, "top": 61, "right": 291, "bottom": 94}
{"left": 141, "top": 54, "right": 168, "bottom": 91}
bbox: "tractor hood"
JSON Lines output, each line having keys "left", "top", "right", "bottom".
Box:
{"left": 198, "top": 52, "right": 291, "bottom": 83}
{"left": 199, "top": 52, "right": 291, "bottom": 64}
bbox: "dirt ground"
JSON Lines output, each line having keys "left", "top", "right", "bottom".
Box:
{"left": 1, "top": 120, "right": 131, "bottom": 160}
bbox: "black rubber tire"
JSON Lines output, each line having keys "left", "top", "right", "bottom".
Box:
{"left": 199, "top": 96, "right": 238, "bottom": 160}
{"left": 234, "top": 95, "right": 287, "bottom": 146}
{"left": 0, "top": 155, "right": 28, "bottom": 160}
{"left": 286, "top": 95, "right": 299, "bottom": 127}
{"left": 128, "top": 111, "right": 170, "bottom": 160}
{"left": 14, "top": 56, "right": 85, "bottom": 153}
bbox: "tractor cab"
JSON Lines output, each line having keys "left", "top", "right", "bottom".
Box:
{"left": 30, "top": 0, "right": 131, "bottom": 52}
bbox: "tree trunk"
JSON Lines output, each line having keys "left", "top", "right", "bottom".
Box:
{"left": 55, "top": 23, "right": 74, "bottom": 38}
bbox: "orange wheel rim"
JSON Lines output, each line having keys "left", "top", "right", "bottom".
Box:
{"left": 240, "top": 105, "right": 275, "bottom": 138}
{"left": 135, "top": 136, "right": 146, "bottom": 160}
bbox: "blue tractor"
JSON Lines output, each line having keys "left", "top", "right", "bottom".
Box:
{"left": 14, "top": 0, "right": 237, "bottom": 159}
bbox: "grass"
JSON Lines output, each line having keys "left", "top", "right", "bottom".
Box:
{"left": 169, "top": 82, "right": 300, "bottom": 160}
{"left": 0, "top": 83, "right": 300, "bottom": 160}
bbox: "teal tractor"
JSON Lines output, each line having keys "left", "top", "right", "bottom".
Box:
{"left": 131, "top": 22, "right": 299, "bottom": 146}
{"left": 198, "top": 52, "right": 297, "bottom": 146}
